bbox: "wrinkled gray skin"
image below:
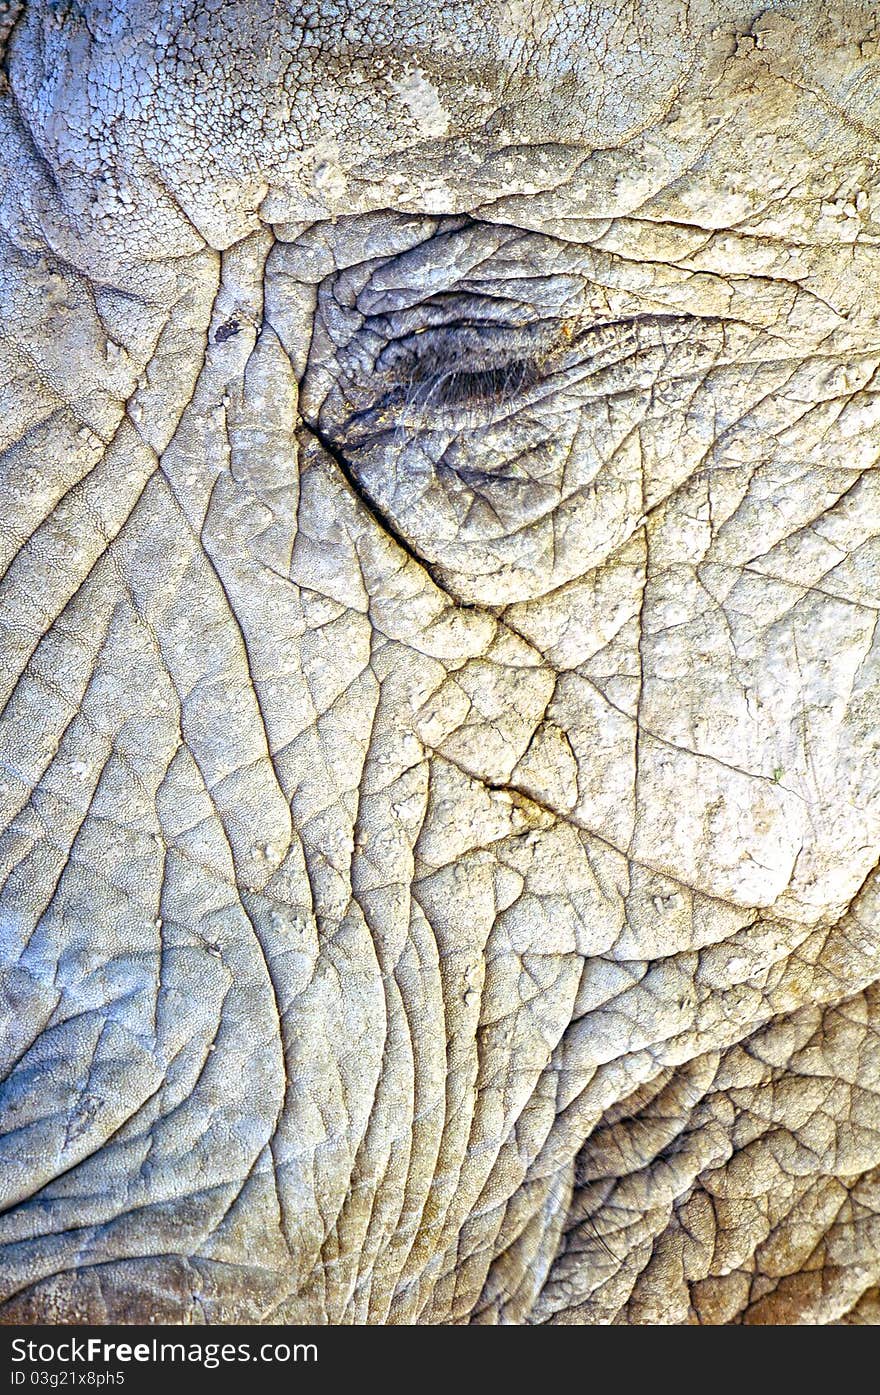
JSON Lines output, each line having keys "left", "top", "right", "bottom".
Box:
{"left": 2, "top": 0, "right": 880, "bottom": 1325}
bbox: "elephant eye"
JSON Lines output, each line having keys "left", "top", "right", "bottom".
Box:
{"left": 314, "top": 306, "right": 708, "bottom": 447}
{"left": 297, "top": 220, "right": 716, "bottom": 604}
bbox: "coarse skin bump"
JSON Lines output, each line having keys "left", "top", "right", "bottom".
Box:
{"left": 1, "top": 0, "right": 880, "bottom": 1326}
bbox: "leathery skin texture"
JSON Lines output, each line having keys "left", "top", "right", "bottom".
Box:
{"left": 1, "top": 0, "right": 880, "bottom": 1325}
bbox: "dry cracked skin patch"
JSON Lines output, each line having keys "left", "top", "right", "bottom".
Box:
{"left": 1, "top": 0, "right": 880, "bottom": 1325}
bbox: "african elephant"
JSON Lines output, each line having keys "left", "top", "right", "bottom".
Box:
{"left": 1, "top": 0, "right": 880, "bottom": 1325}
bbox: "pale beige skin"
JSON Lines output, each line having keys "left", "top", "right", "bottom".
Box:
{"left": 1, "top": 0, "right": 880, "bottom": 1324}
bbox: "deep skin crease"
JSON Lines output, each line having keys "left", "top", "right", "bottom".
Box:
{"left": 1, "top": 0, "right": 880, "bottom": 1324}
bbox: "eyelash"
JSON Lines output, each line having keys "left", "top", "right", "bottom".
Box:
{"left": 400, "top": 357, "right": 541, "bottom": 409}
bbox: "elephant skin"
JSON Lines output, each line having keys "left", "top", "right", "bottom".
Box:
{"left": 1, "top": 0, "right": 880, "bottom": 1324}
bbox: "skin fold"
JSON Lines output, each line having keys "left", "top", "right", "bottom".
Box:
{"left": 1, "top": 0, "right": 880, "bottom": 1323}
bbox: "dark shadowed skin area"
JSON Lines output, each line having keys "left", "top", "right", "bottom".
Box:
{"left": 2, "top": 0, "right": 880, "bottom": 1324}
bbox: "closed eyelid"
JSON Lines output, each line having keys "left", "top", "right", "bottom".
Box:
{"left": 351, "top": 310, "right": 712, "bottom": 428}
